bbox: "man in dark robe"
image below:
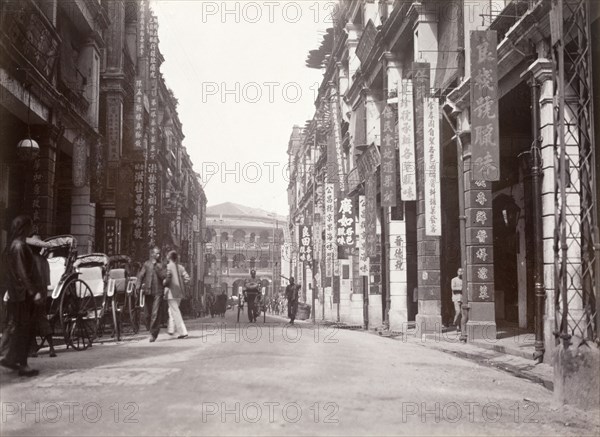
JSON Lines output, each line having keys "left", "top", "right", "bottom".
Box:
{"left": 285, "top": 277, "right": 300, "bottom": 324}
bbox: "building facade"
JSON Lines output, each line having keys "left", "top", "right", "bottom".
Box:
{"left": 204, "top": 203, "right": 286, "bottom": 300}
{"left": 288, "top": 0, "right": 599, "bottom": 408}
{"left": 0, "top": 0, "right": 207, "bottom": 296}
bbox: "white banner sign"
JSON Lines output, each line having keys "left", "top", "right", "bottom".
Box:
{"left": 424, "top": 97, "right": 441, "bottom": 236}
{"left": 358, "top": 195, "right": 369, "bottom": 276}
{"left": 398, "top": 79, "right": 417, "bottom": 200}
{"left": 324, "top": 183, "right": 336, "bottom": 277}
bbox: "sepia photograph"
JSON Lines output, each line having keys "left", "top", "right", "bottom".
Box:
{"left": 0, "top": 0, "right": 599, "bottom": 435}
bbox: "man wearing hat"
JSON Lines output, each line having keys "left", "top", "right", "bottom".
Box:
{"left": 285, "top": 277, "right": 301, "bottom": 324}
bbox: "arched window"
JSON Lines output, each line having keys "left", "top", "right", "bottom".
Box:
{"left": 221, "top": 232, "right": 229, "bottom": 242}
{"left": 249, "top": 257, "right": 256, "bottom": 269}
{"left": 205, "top": 254, "right": 216, "bottom": 270}
{"left": 221, "top": 255, "right": 228, "bottom": 266}
{"left": 249, "top": 232, "right": 256, "bottom": 243}
{"left": 233, "top": 253, "right": 246, "bottom": 269}
{"left": 233, "top": 229, "right": 246, "bottom": 243}
{"left": 259, "top": 254, "right": 269, "bottom": 269}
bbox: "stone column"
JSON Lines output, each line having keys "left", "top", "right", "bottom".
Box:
{"left": 345, "top": 23, "right": 361, "bottom": 90}
{"left": 527, "top": 58, "right": 554, "bottom": 361}
{"left": 457, "top": 111, "right": 496, "bottom": 341}
{"left": 30, "top": 126, "right": 58, "bottom": 238}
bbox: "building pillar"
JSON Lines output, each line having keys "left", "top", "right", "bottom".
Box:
{"left": 345, "top": 23, "right": 361, "bottom": 90}
{"left": 30, "top": 126, "right": 58, "bottom": 238}
{"left": 458, "top": 111, "right": 496, "bottom": 341}
{"left": 71, "top": 185, "right": 95, "bottom": 255}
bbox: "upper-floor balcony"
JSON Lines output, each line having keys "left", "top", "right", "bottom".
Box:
{"left": 0, "top": 0, "right": 60, "bottom": 83}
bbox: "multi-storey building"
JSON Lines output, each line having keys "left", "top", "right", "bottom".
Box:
{"left": 204, "top": 202, "right": 286, "bottom": 299}
{"left": 289, "top": 0, "right": 599, "bottom": 408}
{"left": 0, "top": 1, "right": 207, "bottom": 297}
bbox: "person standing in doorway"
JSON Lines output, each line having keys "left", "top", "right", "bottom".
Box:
{"left": 164, "top": 250, "right": 190, "bottom": 339}
{"left": 136, "top": 246, "right": 170, "bottom": 342}
{"left": 285, "top": 277, "right": 300, "bottom": 325}
{"left": 451, "top": 268, "right": 463, "bottom": 332}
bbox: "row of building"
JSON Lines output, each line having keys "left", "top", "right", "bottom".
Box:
{"left": 0, "top": 1, "right": 207, "bottom": 296}
{"left": 287, "top": 0, "right": 598, "bottom": 409}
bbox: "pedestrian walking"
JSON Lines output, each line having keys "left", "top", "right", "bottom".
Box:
{"left": 164, "top": 250, "right": 190, "bottom": 339}
{"left": 451, "top": 268, "right": 463, "bottom": 332}
{"left": 285, "top": 277, "right": 300, "bottom": 324}
{"left": 0, "top": 215, "right": 42, "bottom": 376}
{"left": 26, "top": 235, "right": 56, "bottom": 358}
{"left": 136, "top": 246, "right": 169, "bottom": 342}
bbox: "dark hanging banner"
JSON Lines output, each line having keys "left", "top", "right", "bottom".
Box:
{"left": 89, "top": 138, "right": 105, "bottom": 203}
{"left": 470, "top": 30, "right": 500, "bottom": 181}
{"left": 365, "top": 172, "right": 378, "bottom": 257}
{"left": 298, "top": 224, "right": 313, "bottom": 265}
{"left": 336, "top": 197, "right": 356, "bottom": 248}
{"left": 380, "top": 104, "right": 397, "bottom": 207}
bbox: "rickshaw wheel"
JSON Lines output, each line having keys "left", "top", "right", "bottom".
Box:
{"left": 59, "top": 279, "right": 97, "bottom": 350}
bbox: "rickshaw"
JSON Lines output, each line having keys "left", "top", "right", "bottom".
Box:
{"left": 72, "top": 253, "right": 120, "bottom": 341}
{"left": 43, "top": 235, "right": 98, "bottom": 350}
{"left": 237, "top": 283, "right": 266, "bottom": 323}
{"left": 107, "top": 255, "right": 140, "bottom": 336}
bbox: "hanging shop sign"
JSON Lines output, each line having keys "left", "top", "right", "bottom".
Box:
{"left": 31, "top": 157, "right": 42, "bottom": 234}
{"left": 133, "top": 162, "right": 145, "bottom": 240}
{"left": 380, "top": 104, "right": 397, "bottom": 207}
{"left": 468, "top": 179, "right": 494, "bottom": 302}
{"left": 138, "top": 0, "right": 147, "bottom": 59}
{"left": 470, "top": 30, "right": 500, "bottom": 181}
{"left": 72, "top": 135, "right": 87, "bottom": 188}
{"left": 356, "top": 20, "right": 377, "bottom": 64}
{"left": 324, "top": 183, "right": 336, "bottom": 277}
{"left": 365, "top": 172, "right": 378, "bottom": 257}
{"left": 90, "top": 138, "right": 105, "bottom": 203}
{"left": 146, "top": 14, "right": 159, "bottom": 246}
{"left": 105, "top": 219, "right": 116, "bottom": 256}
{"left": 336, "top": 197, "right": 355, "bottom": 247}
{"left": 358, "top": 195, "right": 369, "bottom": 276}
{"left": 357, "top": 143, "right": 381, "bottom": 182}
{"left": 398, "top": 79, "right": 417, "bottom": 200}
{"left": 298, "top": 225, "right": 313, "bottom": 264}
{"left": 423, "top": 97, "right": 441, "bottom": 236}
{"left": 134, "top": 79, "right": 144, "bottom": 149}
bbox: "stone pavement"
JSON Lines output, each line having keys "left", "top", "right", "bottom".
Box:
{"left": 1, "top": 310, "right": 598, "bottom": 436}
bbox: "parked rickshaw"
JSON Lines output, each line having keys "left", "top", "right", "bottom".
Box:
{"left": 107, "top": 255, "right": 140, "bottom": 336}
{"left": 43, "top": 235, "right": 98, "bottom": 350}
{"left": 71, "top": 253, "right": 120, "bottom": 341}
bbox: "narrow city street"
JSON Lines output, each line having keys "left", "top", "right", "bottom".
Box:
{"left": 1, "top": 310, "right": 597, "bottom": 436}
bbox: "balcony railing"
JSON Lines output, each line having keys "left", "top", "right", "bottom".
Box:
{"left": 0, "top": 0, "right": 60, "bottom": 81}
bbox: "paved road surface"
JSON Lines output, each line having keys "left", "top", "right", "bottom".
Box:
{"left": 1, "top": 309, "right": 598, "bottom": 436}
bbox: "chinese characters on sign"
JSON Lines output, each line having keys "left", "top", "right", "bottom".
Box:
{"left": 298, "top": 225, "right": 313, "bottom": 264}
{"left": 398, "top": 79, "right": 417, "bottom": 200}
{"left": 337, "top": 197, "right": 355, "bottom": 247}
{"left": 380, "top": 105, "right": 397, "bottom": 207}
{"left": 365, "top": 172, "right": 378, "bottom": 257}
{"left": 468, "top": 179, "right": 494, "bottom": 302}
{"left": 133, "top": 162, "right": 145, "bottom": 240}
{"left": 331, "top": 95, "right": 346, "bottom": 193}
{"left": 324, "top": 183, "right": 336, "bottom": 277}
{"left": 358, "top": 196, "right": 369, "bottom": 276}
{"left": 31, "top": 157, "right": 42, "bottom": 234}
{"left": 138, "top": 0, "right": 147, "bottom": 58}
{"left": 134, "top": 79, "right": 144, "bottom": 149}
{"left": 423, "top": 97, "right": 441, "bottom": 236}
{"left": 357, "top": 144, "right": 381, "bottom": 182}
{"left": 105, "top": 219, "right": 116, "bottom": 256}
{"left": 470, "top": 30, "right": 500, "bottom": 181}
{"left": 146, "top": 15, "right": 159, "bottom": 246}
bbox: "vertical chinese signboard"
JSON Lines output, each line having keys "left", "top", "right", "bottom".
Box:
{"left": 423, "top": 97, "right": 441, "bottom": 236}
{"left": 470, "top": 30, "right": 500, "bottom": 181}
{"left": 298, "top": 225, "right": 313, "bottom": 265}
{"left": 398, "top": 79, "right": 416, "bottom": 200}
{"left": 324, "top": 183, "right": 336, "bottom": 278}
{"left": 133, "top": 162, "right": 145, "bottom": 240}
{"left": 146, "top": 15, "right": 159, "bottom": 247}
{"left": 358, "top": 195, "right": 369, "bottom": 276}
{"left": 467, "top": 180, "right": 494, "bottom": 302}
{"left": 105, "top": 219, "right": 116, "bottom": 256}
{"left": 365, "top": 172, "right": 378, "bottom": 257}
{"left": 31, "top": 157, "right": 42, "bottom": 234}
{"left": 138, "top": 0, "right": 147, "bottom": 59}
{"left": 336, "top": 197, "right": 355, "bottom": 247}
{"left": 134, "top": 79, "right": 144, "bottom": 149}
{"left": 331, "top": 95, "right": 346, "bottom": 193}
{"left": 380, "top": 105, "right": 397, "bottom": 207}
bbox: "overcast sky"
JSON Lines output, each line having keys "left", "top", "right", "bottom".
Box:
{"left": 152, "top": 1, "right": 332, "bottom": 216}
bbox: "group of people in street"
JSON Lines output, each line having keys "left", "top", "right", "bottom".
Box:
{"left": 136, "top": 247, "right": 191, "bottom": 342}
